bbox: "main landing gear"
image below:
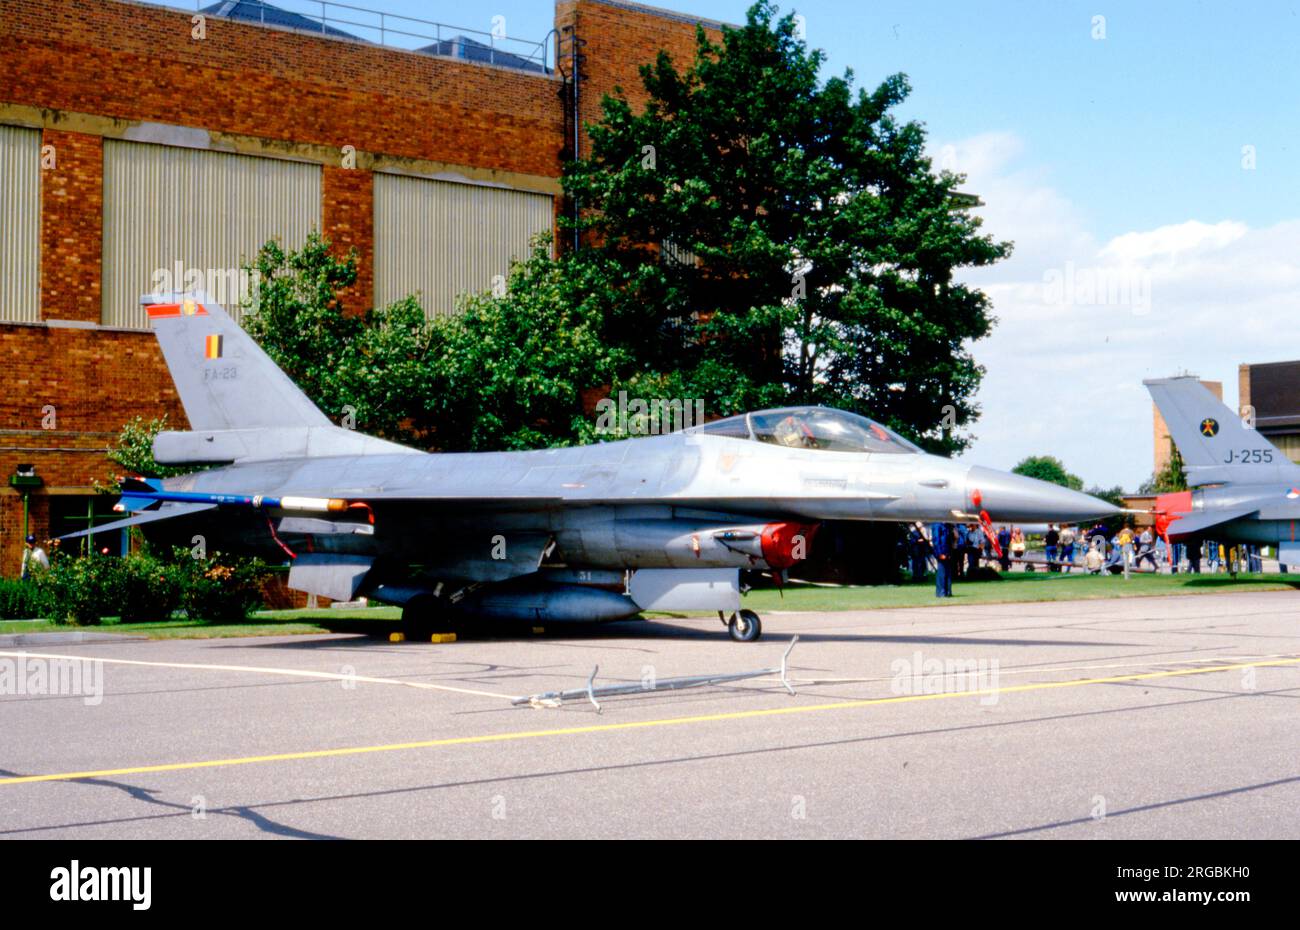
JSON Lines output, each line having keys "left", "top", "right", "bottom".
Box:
{"left": 720, "top": 608, "right": 763, "bottom": 642}
{"left": 402, "top": 593, "right": 458, "bottom": 638}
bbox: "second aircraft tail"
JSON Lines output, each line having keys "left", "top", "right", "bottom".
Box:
{"left": 1145, "top": 376, "right": 1300, "bottom": 486}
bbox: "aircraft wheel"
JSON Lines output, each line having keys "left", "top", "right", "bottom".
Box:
{"left": 402, "top": 594, "right": 456, "bottom": 638}
{"left": 728, "top": 609, "right": 762, "bottom": 642}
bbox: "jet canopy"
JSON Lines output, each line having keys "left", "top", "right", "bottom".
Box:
{"left": 688, "top": 407, "right": 922, "bottom": 454}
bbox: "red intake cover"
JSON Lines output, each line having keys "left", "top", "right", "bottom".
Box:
{"left": 1154, "top": 490, "right": 1193, "bottom": 537}
{"left": 760, "top": 522, "right": 821, "bottom": 570}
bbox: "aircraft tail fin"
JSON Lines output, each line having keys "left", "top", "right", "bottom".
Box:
{"left": 144, "top": 293, "right": 332, "bottom": 432}
{"left": 1145, "top": 376, "right": 1300, "bottom": 486}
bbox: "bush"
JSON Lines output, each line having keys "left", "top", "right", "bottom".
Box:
{"left": 117, "top": 551, "right": 184, "bottom": 623}
{"left": 30, "top": 549, "right": 270, "bottom": 626}
{"left": 177, "top": 554, "right": 271, "bottom": 623}
{"left": 0, "top": 577, "right": 45, "bottom": 620}
{"left": 33, "top": 555, "right": 117, "bottom": 626}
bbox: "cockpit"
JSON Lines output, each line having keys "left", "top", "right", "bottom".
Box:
{"left": 686, "top": 406, "right": 922, "bottom": 454}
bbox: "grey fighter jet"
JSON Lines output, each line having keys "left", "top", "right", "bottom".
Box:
{"left": 71, "top": 294, "right": 1117, "bottom": 641}
{"left": 1146, "top": 376, "right": 1300, "bottom": 565}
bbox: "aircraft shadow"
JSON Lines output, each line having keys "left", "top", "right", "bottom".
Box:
{"left": 227, "top": 619, "right": 1131, "bottom": 649}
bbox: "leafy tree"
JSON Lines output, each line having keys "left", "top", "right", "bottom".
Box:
{"left": 240, "top": 233, "right": 442, "bottom": 444}
{"left": 236, "top": 233, "right": 628, "bottom": 452}
{"left": 230, "top": 3, "right": 1011, "bottom": 456}
{"left": 423, "top": 238, "right": 631, "bottom": 451}
{"left": 1012, "top": 455, "right": 1084, "bottom": 490}
{"left": 106, "top": 415, "right": 192, "bottom": 479}
{"left": 562, "top": 2, "right": 1010, "bottom": 453}
{"left": 1137, "top": 440, "right": 1188, "bottom": 494}
{"left": 1084, "top": 485, "right": 1127, "bottom": 509}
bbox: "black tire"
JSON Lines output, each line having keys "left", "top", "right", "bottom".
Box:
{"left": 401, "top": 594, "right": 456, "bottom": 638}
{"left": 728, "top": 609, "right": 762, "bottom": 642}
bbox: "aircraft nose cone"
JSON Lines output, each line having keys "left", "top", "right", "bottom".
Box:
{"left": 965, "top": 466, "right": 1120, "bottom": 523}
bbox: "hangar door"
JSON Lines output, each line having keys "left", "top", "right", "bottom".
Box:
{"left": 0, "top": 125, "right": 40, "bottom": 323}
{"left": 373, "top": 173, "right": 552, "bottom": 318}
{"left": 102, "top": 141, "right": 321, "bottom": 328}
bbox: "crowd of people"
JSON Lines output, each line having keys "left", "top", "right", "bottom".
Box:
{"left": 904, "top": 521, "right": 1266, "bottom": 598}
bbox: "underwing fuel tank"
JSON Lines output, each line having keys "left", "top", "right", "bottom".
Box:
{"left": 457, "top": 583, "right": 640, "bottom": 623}
{"left": 561, "top": 520, "right": 819, "bottom": 570}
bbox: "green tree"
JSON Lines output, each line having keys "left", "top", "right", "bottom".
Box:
{"left": 1084, "top": 485, "right": 1127, "bottom": 509}
{"left": 240, "top": 233, "right": 442, "bottom": 444}
{"left": 563, "top": 2, "right": 1010, "bottom": 453}
{"left": 106, "top": 415, "right": 191, "bottom": 479}
{"left": 237, "top": 233, "right": 628, "bottom": 452}
{"left": 423, "top": 238, "right": 631, "bottom": 450}
{"left": 1012, "top": 455, "right": 1084, "bottom": 490}
{"left": 232, "top": 3, "right": 1011, "bottom": 455}
{"left": 1137, "top": 440, "right": 1188, "bottom": 494}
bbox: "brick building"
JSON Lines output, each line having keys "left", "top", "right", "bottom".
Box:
{"left": 1238, "top": 360, "right": 1300, "bottom": 465}
{"left": 0, "top": 0, "right": 724, "bottom": 575}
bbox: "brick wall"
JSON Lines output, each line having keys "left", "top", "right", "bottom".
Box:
{"left": 0, "top": 0, "right": 564, "bottom": 178}
{"left": 322, "top": 166, "right": 375, "bottom": 312}
{"left": 39, "top": 130, "right": 103, "bottom": 324}
{"left": 556, "top": 0, "right": 723, "bottom": 156}
{"left": 0, "top": 323, "right": 185, "bottom": 575}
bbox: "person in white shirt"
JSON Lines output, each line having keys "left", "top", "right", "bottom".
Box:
{"left": 20, "top": 534, "right": 49, "bottom": 580}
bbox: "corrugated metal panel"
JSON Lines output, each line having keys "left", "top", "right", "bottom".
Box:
{"left": 103, "top": 141, "right": 321, "bottom": 328}
{"left": 373, "top": 173, "right": 553, "bottom": 318}
{"left": 0, "top": 125, "right": 41, "bottom": 323}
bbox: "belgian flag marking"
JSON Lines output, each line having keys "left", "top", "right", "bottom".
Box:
{"left": 204, "top": 334, "right": 223, "bottom": 359}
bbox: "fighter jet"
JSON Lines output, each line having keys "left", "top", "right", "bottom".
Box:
{"left": 1146, "top": 376, "right": 1300, "bottom": 566}
{"left": 70, "top": 293, "right": 1117, "bottom": 641}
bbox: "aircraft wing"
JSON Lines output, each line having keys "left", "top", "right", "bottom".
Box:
{"left": 58, "top": 502, "right": 218, "bottom": 540}
{"left": 1164, "top": 504, "right": 1259, "bottom": 539}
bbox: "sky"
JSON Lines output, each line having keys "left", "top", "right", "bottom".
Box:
{"left": 261, "top": 0, "right": 1300, "bottom": 489}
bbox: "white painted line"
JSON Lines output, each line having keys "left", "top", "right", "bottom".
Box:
{"left": 0, "top": 650, "right": 520, "bottom": 702}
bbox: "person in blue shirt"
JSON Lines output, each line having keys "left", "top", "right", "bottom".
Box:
{"left": 1044, "top": 524, "right": 1060, "bottom": 572}
{"left": 930, "top": 521, "right": 954, "bottom": 597}
{"left": 907, "top": 522, "right": 930, "bottom": 582}
{"left": 966, "top": 523, "right": 982, "bottom": 576}
{"left": 953, "top": 523, "right": 968, "bottom": 579}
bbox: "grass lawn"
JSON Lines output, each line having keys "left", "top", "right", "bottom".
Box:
{"left": 2, "top": 573, "right": 1295, "bottom": 639}
{"left": 736, "top": 571, "right": 1300, "bottom": 613}
{"left": 0, "top": 607, "right": 401, "bottom": 638}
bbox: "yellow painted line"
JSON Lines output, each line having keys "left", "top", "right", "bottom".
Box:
{"left": 761, "top": 653, "right": 1298, "bottom": 686}
{"left": 2, "top": 655, "right": 1297, "bottom": 787}
{"left": 0, "top": 649, "right": 518, "bottom": 702}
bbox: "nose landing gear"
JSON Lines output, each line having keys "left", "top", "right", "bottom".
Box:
{"left": 721, "top": 608, "right": 763, "bottom": 642}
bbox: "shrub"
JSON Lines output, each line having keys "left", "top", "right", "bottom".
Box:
{"left": 178, "top": 554, "right": 271, "bottom": 623}
{"left": 34, "top": 555, "right": 117, "bottom": 626}
{"left": 117, "top": 551, "right": 184, "bottom": 623}
{"left": 29, "top": 549, "right": 269, "bottom": 626}
{"left": 0, "top": 577, "right": 45, "bottom": 620}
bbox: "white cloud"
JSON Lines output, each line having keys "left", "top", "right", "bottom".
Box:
{"left": 936, "top": 134, "right": 1300, "bottom": 490}
{"left": 1100, "top": 220, "right": 1248, "bottom": 263}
